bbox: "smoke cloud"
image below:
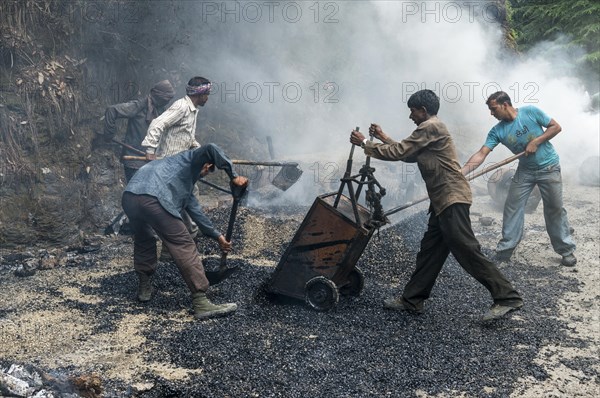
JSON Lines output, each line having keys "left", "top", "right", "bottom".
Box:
{"left": 153, "top": 1, "right": 598, "bottom": 207}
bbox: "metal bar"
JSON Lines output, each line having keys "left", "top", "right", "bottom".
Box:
{"left": 346, "top": 182, "right": 362, "bottom": 225}
{"left": 122, "top": 156, "right": 147, "bottom": 161}
{"left": 334, "top": 128, "right": 359, "bottom": 208}
{"left": 112, "top": 138, "right": 146, "bottom": 155}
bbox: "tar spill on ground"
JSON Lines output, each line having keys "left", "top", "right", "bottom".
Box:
{"left": 3, "top": 206, "right": 593, "bottom": 397}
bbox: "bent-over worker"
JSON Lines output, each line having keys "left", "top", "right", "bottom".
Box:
{"left": 122, "top": 144, "right": 248, "bottom": 320}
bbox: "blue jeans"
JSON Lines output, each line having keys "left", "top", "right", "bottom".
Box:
{"left": 497, "top": 164, "right": 576, "bottom": 257}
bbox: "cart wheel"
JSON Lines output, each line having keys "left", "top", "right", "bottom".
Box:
{"left": 305, "top": 276, "right": 339, "bottom": 311}
{"left": 339, "top": 267, "right": 365, "bottom": 296}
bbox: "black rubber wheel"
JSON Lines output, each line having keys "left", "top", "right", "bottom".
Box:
{"left": 305, "top": 276, "right": 339, "bottom": 311}
{"left": 339, "top": 267, "right": 365, "bottom": 296}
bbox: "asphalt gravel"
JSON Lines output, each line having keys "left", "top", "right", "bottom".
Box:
{"left": 1, "top": 206, "right": 595, "bottom": 397}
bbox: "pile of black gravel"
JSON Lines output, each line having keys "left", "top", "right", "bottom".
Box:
{"left": 13, "top": 206, "right": 595, "bottom": 397}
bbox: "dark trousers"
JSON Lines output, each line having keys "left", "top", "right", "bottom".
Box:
{"left": 122, "top": 192, "right": 209, "bottom": 293}
{"left": 402, "top": 203, "right": 523, "bottom": 311}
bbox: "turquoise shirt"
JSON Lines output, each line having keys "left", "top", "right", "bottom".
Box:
{"left": 485, "top": 105, "right": 559, "bottom": 170}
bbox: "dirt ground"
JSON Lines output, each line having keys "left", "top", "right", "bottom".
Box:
{"left": 0, "top": 179, "right": 598, "bottom": 397}
{"left": 468, "top": 180, "right": 599, "bottom": 397}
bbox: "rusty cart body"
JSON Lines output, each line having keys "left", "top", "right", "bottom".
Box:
{"left": 267, "top": 134, "right": 388, "bottom": 311}
{"left": 267, "top": 193, "right": 377, "bottom": 310}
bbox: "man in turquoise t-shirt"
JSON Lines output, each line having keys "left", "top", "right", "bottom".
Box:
{"left": 462, "top": 91, "right": 576, "bottom": 267}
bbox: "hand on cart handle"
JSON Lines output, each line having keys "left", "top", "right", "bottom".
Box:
{"left": 368, "top": 123, "right": 391, "bottom": 143}
{"left": 350, "top": 129, "right": 365, "bottom": 146}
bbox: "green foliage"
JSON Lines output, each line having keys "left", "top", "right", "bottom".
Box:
{"left": 509, "top": 0, "right": 599, "bottom": 73}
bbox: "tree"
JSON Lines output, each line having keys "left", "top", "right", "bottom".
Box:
{"left": 509, "top": 0, "right": 599, "bottom": 87}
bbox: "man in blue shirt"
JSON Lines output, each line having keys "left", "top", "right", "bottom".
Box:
{"left": 462, "top": 91, "right": 576, "bottom": 267}
{"left": 122, "top": 144, "right": 249, "bottom": 320}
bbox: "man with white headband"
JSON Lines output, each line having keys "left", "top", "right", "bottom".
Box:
{"left": 142, "top": 76, "right": 212, "bottom": 159}
{"left": 141, "top": 77, "right": 213, "bottom": 242}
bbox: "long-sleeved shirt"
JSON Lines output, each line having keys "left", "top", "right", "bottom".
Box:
{"left": 364, "top": 116, "right": 472, "bottom": 215}
{"left": 124, "top": 144, "right": 238, "bottom": 239}
{"left": 104, "top": 97, "right": 165, "bottom": 169}
{"left": 141, "top": 95, "right": 201, "bottom": 158}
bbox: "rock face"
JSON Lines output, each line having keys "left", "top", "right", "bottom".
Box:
{"left": 1, "top": 1, "right": 281, "bottom": 247}
{"left": 0, "top": 1, "right": 104, "bottom": 247}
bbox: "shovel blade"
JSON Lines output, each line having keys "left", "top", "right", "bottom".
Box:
{"left": 272, "top": 165, "right": 303, "bottom": 191}
{"left": 205, "top": 266, "right": 239, "bottom": 285}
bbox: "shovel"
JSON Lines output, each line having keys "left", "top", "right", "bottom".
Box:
{"left": 205, "top": 181, "right": 248, "bottom": 285}
{"left": 122, "top": 155, "right": 303, "bottom": 191}
{"left": 230, "top": 159, "right": 303, "bottom": 191}
{"left": 384, "top": 151, "right": 526, "bottom": 217}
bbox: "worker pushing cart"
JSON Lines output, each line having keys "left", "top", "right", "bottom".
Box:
{"left": 269, "top": 90, "right": 524, "bottom": 322}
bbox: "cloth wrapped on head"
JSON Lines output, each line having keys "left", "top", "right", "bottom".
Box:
{"left": 147, "top": 80, "right": 175, "bottom": 121}
{"left": 186, "top": 82, "right": 212, "bottom": 96}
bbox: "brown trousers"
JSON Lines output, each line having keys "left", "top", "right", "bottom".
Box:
{"left": 122, "top": 192, "right": 209, "bottom": 293}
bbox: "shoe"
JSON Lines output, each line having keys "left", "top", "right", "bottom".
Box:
{"left": 137, "top": 273, "right": 154, "bottom": 302}
{"left": 561, "top": 254, "right": 577, "bottom": 267}
{"left": 493, "top": 250, "right": 512, "bottom": 264}
{"left": 482, "top": 303, "right": 522, "bottom": 321}
{"left": 192, "top": 292, "right": 237, "bottom": 320}
{"left": 383, "top": 297, "right": 423, "bottom": 314}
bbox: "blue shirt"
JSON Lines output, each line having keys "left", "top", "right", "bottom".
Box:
{"left": 484, "top": 105, "right": 559, "bottom": 170}
{"left": 124, "top": 144, "right": 237, "bottom": 239}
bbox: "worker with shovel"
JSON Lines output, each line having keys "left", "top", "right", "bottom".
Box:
{"left": 102, "top": 79, "right": 176, "bottom": 182}
{"left": 141, "top": 76, "right": 212, "bottom": 241}
{"left": 122, "top": 144, "right": 248, "bottom": 320}
{"left": 462, "top": 91, "right": 576, "bottom": 267}
{"left": 350, "top": 89, "right": 523, "bottom": 321}
{"left": 141, "top": 76, "right": 211, "bottom": 159}
{"left": 101, "top": 80, "right": 175, "bottom": 235}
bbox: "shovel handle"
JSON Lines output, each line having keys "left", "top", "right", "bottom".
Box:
{"left": 112, "top": 138, "right": 146, "bottom": 156}
{"left": 464, "top": 151, "right": 525, "bottom": 181}
{"left": 219, "top": 184, "right": 247, "bottom": 269}
{"left": 122, "top": 155, "right": 299, "bottom": 168}
{"left": 230, "top": 159, "right": 299, "bottom": 167}
{"left": 123, "top": 155, "right": 148, "bottom": 161}
{"left": 384, "top": 151, "right": 525, "bottom": 217}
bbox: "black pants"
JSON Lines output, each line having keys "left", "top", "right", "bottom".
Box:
{"left": 402, "top": 204, "right": 523, "bottom": 311}
{"left": 122, "top": 192, "right": 210, "bottom": 293}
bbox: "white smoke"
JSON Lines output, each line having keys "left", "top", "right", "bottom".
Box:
{"left": 178, "top": 1, "right": 598, "bottom": 206}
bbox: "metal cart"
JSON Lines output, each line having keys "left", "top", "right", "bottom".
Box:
{"left": 267, "top": 139, "right": 526, "bottom": 311}
{"left": 267, "top": 132, "right": 388, "bottom": 311}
